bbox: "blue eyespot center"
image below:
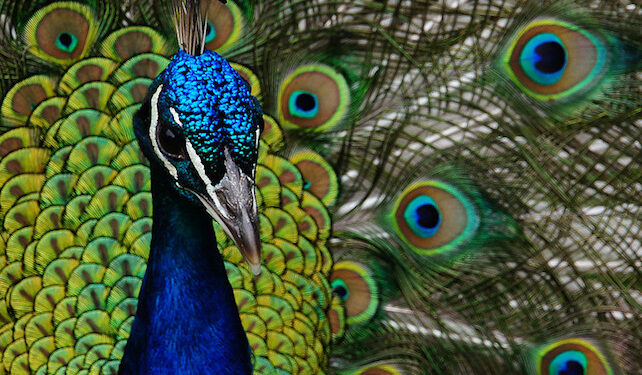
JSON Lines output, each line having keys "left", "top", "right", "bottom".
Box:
{"left": 205, "top": 21, "right": 216, "bottom": 43}
{"left": 331, "top": 280, "right": 349, "bottom": 300}
{"left": 535, "top": 41, "right": 566, "bottom": 73}
{"left": 404, "top": 195, "right": 441, "bottom": 238}
{"left": 558, "top": 360, "right": 584, "bottom": 375}
{"left": 296, "top": 93, "right": 316, "bottom": 111}
{"left": 520, "top": 33, "right": 567, "bottom": 85}
{"left": 549, "top": 351, "right": 587, "bottom": 375}
{"left": 289, "top": 90, "right": 319, "bottom": 118}
{"left": 303, "top": 180, "right": 311, "bottom": 189}
{"left": 58, "top": 32, "right": 72, "bottom": 47}
{"left": 56, "top": 32, "right": 78, "bottom": 53}
{"left": 416, "top": 204, "right": 440, "bottom": 229}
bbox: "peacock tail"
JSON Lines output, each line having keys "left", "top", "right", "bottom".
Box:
{"left": 0, "top": 0, "right": 639, "bottom": 374}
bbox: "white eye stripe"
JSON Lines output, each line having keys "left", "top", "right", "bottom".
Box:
{"left": 250, "top": 174, "right": 257, "bottom": 212}
{"left": 184, "top": 139, "right": 228, "bottom": 216}
{"left": 185, "top": 139, "right": 214, "bottom": 192}
{"left": 149, "top": 84, "right": 178, "bottom": 180}
{"left": 169, "top": 107, "right": 183, "bottom": 128}
{"left": 191, "top": 189, "right": 228, "bottom": 232}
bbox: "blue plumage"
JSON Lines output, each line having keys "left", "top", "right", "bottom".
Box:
{"left": 118, "top": 176, "right": 252, "bottom": 374}
{"left": 2, "top": 0, "right": 637, "bottom": 373}
{"left": 158, "top": 50, "right": 262, "bottom": 183}
{"left": 120, "top": 48, "right": 262, "bottom": 374}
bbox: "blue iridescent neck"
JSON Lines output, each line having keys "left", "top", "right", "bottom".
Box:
{"left": 119, "top": 166, "right": 252, "bottom": 374}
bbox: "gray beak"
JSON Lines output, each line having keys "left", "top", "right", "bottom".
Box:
{"left": 191, "top": 148, "right": 262, "bottom": 275}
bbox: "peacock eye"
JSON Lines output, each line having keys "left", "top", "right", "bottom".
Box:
{"left": 157, "top": 121, "right": 186, "bottom": 160}
{"left": 23, "top": 2, "right": 96, "bottom": 65}
{"left": 290, "top": 150, "right": 339, "bottom": 206}
{"left": 392, "top": 180, "right": 479, "bottom": 256}
{"left": 329, "top": 261, "right": 379, "bottom": 325}
{"left": 536, "top": 338, "right": 612, "bottom": 375}
{"left": 203, "top": 0, "right": 243, "bottom": 52}
{"left": 278, "top": 64, "right": 350, "bottom": 131}
{"left": 501, "top": 18, "right": 609, "bottom": 102}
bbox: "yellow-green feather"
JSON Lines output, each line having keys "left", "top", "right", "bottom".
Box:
{"left": 0, "top": 0, "right": 639, "bottom": 374}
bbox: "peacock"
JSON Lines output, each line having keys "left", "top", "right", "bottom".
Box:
{"left": 0, "top": 0, "right": 640, "bottom": 374}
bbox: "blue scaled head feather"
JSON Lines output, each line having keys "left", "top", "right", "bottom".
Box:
{"left": 158, "top": 49, "right": 261, "bottom": 185}
{"left": 134, "top": 49, "right": 263, "bottom": 274}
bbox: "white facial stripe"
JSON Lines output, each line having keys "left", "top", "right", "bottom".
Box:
{"left": 149, "top": 84, "right": 178, "bottom": 180}
{"left": 169, "top": 107, "right": 183, "bottom": 128}
{"left": 185, "top": 185, "right": 236, "bottom": 247}
{"left": 192, "top": 190, "right": 240, "bottom": 250}
{"left": 184, "top": 139, "right": 213, "bottom": 192}
{"left": 184, "top": 139, "right": 231, "bottom": 220}
{"left": 250, "top": 175, "right": 257, "bottom": 213}
{"left": 192, "top": 191, "right": 228, "bottom": 232}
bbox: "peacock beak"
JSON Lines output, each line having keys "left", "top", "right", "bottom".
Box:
{"left": 226, "top": 204, "right": 262, "bottom": 276}
{"left": 209, "top": 195, "right": 262, "bottom": 276}
{"left": 188, "top": 147, "right": 262, "bottom": 275}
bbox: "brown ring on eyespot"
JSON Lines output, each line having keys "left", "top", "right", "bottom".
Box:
{"left": 204, "top": 0, "right": 236, "bottom": 50}
{"left": 36, "top": 9, "right": 89, "bottom": 59}
{"left": 509, "top": 25, "right": 598, "bottom": 95}
{"left": 36, "top": 102, "right": 62, "bottom": 126}
{"left": 130, "top": 82, "right": 151, "bottom": 103}
{"left": 540, "top": 342, "right": 608, "bottom": 375}
{"left": 328, "top": 307, "right": 342, "bottom": 335}
{"left": 263, "top": 117, "right": 272, "bottom": 134}
{"left": 330, "top": 268, "right": 370, "bottom": 318}
{"left": 395, "top": 185, "right": 467, "bottom": 250}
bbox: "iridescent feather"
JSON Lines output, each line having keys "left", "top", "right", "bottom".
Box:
{"left": 0, "top": 0, "right": 639, "bottom": 374}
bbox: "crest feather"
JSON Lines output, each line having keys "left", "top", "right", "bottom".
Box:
{"left": 172, "top": 0, "right": 222, "bottom": 56}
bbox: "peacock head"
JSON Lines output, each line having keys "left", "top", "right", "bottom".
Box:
{"left": 134, "top": 49, "right": 263, "bottom": 274}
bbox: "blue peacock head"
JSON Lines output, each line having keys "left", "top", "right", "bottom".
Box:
{"left": 134, "top": 49, "right": 263, "bottom": 273}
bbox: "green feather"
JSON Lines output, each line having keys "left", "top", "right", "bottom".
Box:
{"left": 0, "top": 0, "right": 639, "bottom": 374}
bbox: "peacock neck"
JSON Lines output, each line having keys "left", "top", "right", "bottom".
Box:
{"left": 118, "top": 167, "right": 252, "bottom": 374}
